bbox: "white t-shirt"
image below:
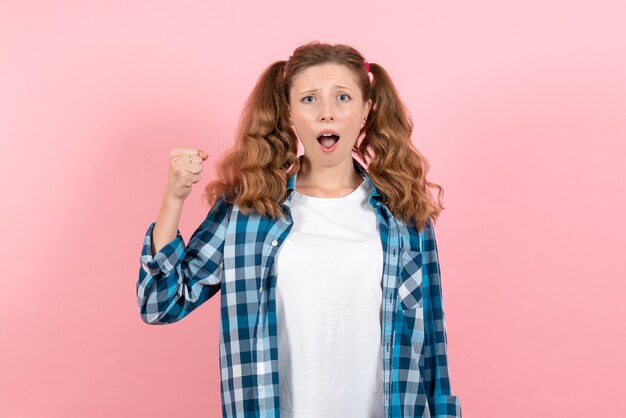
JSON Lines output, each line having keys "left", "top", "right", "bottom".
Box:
{"left": 275, "top": 177, "right": 385, "bottom": 418}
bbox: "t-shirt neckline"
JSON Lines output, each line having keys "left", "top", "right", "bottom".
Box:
{"left": 292, "top": 178, "right": 368, "bottom": 206}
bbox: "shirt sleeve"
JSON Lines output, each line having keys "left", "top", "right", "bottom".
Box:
{"left": 421, "top": 219, "right": 463, "bottom": 417}
{"left": 136, "top": 195, "right": 232, "bottom": 325}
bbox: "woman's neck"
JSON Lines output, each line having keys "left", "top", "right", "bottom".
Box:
{"left": 295, "top": 155, "right": 363, "bottom": 197}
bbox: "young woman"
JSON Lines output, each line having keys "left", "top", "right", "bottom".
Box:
{"left": 138, "top": 41, "right": 462, "bottom": 418}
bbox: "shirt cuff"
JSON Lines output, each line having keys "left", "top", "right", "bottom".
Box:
{"left": 428, "top": 394, "right": 462, "bottom": 417}
{"left": 140, "top": 222, "right": 186, "bottom": 276}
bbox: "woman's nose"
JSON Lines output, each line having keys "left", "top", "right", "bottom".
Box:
{"left": 320, "top": 101, "right": 335, "bottom": 121}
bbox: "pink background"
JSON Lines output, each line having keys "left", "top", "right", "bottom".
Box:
{"left": 1, "top": 1, "right": 625, "bottom": 417}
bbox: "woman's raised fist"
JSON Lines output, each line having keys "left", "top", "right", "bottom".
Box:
{"left": 165, "top": 147, "right": 209, "bottom": 201}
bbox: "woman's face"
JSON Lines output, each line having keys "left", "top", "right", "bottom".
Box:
{"left": 288, "top": 63, "right": 371, "bottom": 164}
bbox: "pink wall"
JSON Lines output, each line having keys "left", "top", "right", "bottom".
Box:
{"left": 1, "top": 1, "right": 624, "bottom": 417}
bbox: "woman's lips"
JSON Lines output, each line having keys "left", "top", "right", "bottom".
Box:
{"left": 318, "top": 135, "right": 339, "bottom": 148}
{"left": 318, "top": 135, "right": 339, "bottom": 153}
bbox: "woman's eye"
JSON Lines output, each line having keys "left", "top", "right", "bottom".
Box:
{"left": 301, "top": 94, "right": 350, "bottom": 104}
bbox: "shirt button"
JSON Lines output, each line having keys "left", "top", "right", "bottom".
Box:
{"left": 271, "top": 239, "right": 278, "bottom": 246}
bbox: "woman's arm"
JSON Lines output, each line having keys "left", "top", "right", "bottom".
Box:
{"left": 137, "top": 195, "right": 232, "bottom": 325}
{"left": 151, "top": 194, "right": 185, "bottom": 256}
{"left": 421, "top": 219, "right": 463, "bottom": 417}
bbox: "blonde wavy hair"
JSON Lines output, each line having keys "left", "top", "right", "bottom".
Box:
{"left": 203, "top": 41, "right": 444, "bottom": 233}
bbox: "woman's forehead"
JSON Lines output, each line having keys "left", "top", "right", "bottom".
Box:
{"left": 291, "top": 63, "right": 359, "bottom": 90}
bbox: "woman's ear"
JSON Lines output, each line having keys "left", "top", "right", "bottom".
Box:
{"left": 361, "top": 99, "right": 372, "bottom": 123}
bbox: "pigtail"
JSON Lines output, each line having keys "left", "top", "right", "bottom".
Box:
{"left": 203, "top": 60, "right": 299, "bottom": 220}
{"left": 356, "top": 62, "right": 444, "bottom": 232}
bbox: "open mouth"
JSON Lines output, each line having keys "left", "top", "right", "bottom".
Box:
{"left": 317, "top": 133, "right": 340, "bottom": 150}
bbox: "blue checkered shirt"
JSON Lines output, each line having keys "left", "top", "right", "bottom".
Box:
{"left": 137, "top": 158, "right": 462, "bottom": 417}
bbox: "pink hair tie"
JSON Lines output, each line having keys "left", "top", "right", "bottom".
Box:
{"left": 364, "top": 61, "right": 373, "bottom": 84}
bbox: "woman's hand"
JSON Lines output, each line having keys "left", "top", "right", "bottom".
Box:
{"left": 164, "top": 147, "right": 209, "bottom": 201}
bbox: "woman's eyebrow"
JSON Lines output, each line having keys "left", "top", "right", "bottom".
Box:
{"left": 299, "top": 85, "right": 353, "bottom": 94}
